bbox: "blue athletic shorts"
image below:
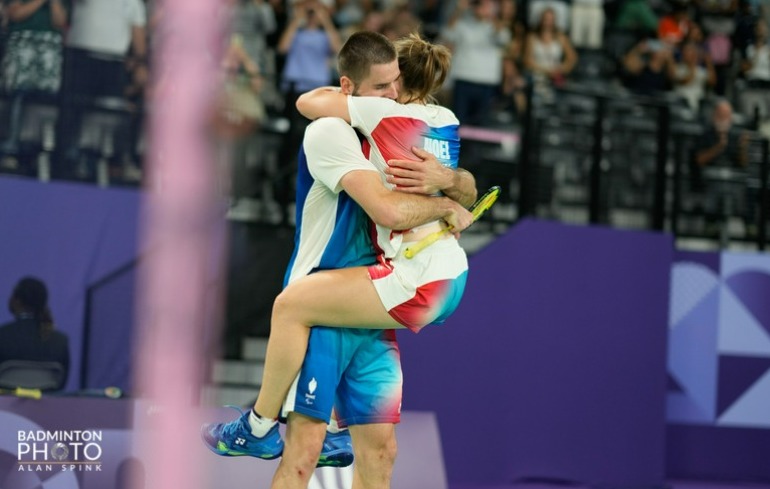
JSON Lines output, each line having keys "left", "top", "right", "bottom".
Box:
{"left": 282, "top": 326, "right": 402, "bottom": 427}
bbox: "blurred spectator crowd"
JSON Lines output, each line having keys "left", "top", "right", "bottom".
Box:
{"left": 0, "top": 0, "right": 769, "bottom": 229}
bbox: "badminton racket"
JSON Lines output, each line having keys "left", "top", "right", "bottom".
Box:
{"left": 404, "top": 185, "right": 501, "bottom": 259}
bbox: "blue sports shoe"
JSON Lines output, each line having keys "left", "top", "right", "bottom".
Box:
{"left": 317, "top": 429, "right": 354, "bottom": 468}
{"left": 201, "top": 406, "right": 283, "bottom": 460}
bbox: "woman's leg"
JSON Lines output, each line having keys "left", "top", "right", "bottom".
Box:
{"left": 254, "top": 266, "right": 403, "bottom": 419}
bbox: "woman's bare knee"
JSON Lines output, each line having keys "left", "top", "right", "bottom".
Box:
{"left": 271, "top": 287, "right": 303, "bottom": 325}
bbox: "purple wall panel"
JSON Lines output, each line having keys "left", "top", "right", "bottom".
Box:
{"left": 0, "top": 177, "right": 142, "bottom": 391}
{"left": 399, "top": 220, "right": 672, "bottom": 487}
{"left": 86, "top": 266, "right": 138, "bottom": 392}
{"left": 667, "top": 424, "right": 770, "bottom": 481}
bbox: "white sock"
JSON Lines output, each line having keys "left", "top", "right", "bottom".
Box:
{"left": 327, "top": 418, "right": 347, "bottom": 434}
{"left": 248, "top": 409, "right": 277, "bottom": 438}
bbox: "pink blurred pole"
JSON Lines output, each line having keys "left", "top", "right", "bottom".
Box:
{"left": 133, "top": 0, "right": 227, "bottom": 487}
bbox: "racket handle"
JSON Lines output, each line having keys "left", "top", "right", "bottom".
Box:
{"left": 15, "top": 387, "right": 42, "bottom": 400}
{"left": 404, "top": 228, "right": 450, "bottom": 259}
{"left": 404, "top": 185, "right": 500, "bottom": 259}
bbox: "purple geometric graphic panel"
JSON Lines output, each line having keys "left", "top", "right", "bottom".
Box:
{"left": 674, "top": 249, "right": 720, "bottom": 275}
{"left": 717, "top": 283, "right": 770, "bottom": 357}
{"left": 668, "top": 250, "right": 770, "bottom": 429}
{"left": 668, "top": 286, "right": 720, "bottom": 421}
{"left": 667, "top": 250, "right": 770, "bottom": 481}
{"left": 667, "top": 391, "right": 714, "bottom": 424}
{"left": 717, "top": 355, "right": 770, "bottom": 416}
{"left": 726, "top": 271, "right": 770, "bottom": 338}
{"left": 669, "top": 262, "right": 719, "bottom": 327}
{"left": 667, "top": 373, "right": 684, "bottom": 393}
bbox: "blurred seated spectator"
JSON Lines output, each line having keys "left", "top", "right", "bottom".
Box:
{"left": 694, "top": 100, "right": 748, "bottom": 169}
{"left": 333, "top": 0, "right": 368, "bottom": 33}
{"left": 413, "top": 0, "right": 443, "bottom": 40}
{"left": 380, "top": 3, "right": 420, "bottom": 41}
{"left": 695, "top": 0, "right": 738, "bottom": 35}
{"left": 670, "top": 40, "right": 716, "bottom": 111}
{"left": 215, "top": 33, "right": 266, "bottom": 218}
{"left": 501, "top": 0, "right": 526, "bottom": 45}
{"left": 53, "top": 0, "right": 147, "bottom": 180}
{"left": 441, "top": 0, "right": 511, "bottom": 126}
{"left": 738, "top": 20, "right": 770, "bottom": 122}
{"left": 231, "top": 0, "right": 277, "bottom": 78}
{"left": 529, "top": 0, "right": 571, "bottom": 32}
{"left": 341, "top": 7, "right": 386, "bottom": 41}
{"left": 524, "top": 7, "right": 578, "bottom": 90}
{"left": 0, "top": 0, "right": 67, "bottom": 163}
{"left": 213, "top": 34, "right": 265, "bottom": 140}
{"left": 761, "top": 0, "right": 770, "bottom": 31}
{"left": 691, "top": 99, "right": 751, "bottom": 231}
{"left": 658, "top": 2, "right": 693, "bottom": 45}
{"left": 501, "top": 0, "right": 527, "bottom": 116}
{"left": 228, "top": 0, "right": 278, "bottom": 112}
{"left": 682, "top": 23, "right": 719, "bottom": 71}
{"left": 276, "top": 0, "right": 339, "bottom": 123}
{"left": 614, "top": 0, "right": 659, "bottom": 36}
{"left": 0, "top": 277, "right": 69, "bottom": 391}
{"left": 265, "top": 0, "right": 289, "bottom": 75}
{"left": 570, "top": 0, "right": 605, "bottom": 49}
{"left": 120, "top": 44, "right": 150, "bottom": 183}
{"left": 684, "top": 21, "right": 708, "bottom": 49}
{"left": 733, "top": 0, "right": 758, "bottom": 57}
{"left": 694, "top": 0, "right": 735, "bottom": 94}
{"left": 275, "top": 0, "right": 340, "bottom": 224}
{"left": 622, "top": 37, "right": 674, "bottom": 96}
{"left": 742, "top": 21, "right": 770, "bottom": 83}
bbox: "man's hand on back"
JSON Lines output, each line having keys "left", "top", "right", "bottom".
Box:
{"left": 387, "top": 146, "right": 478, "bottom": 207}
{"left": 385, "top": 146, "right": 454, "bottom": 195}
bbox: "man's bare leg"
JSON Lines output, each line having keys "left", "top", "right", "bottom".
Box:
{"left": 270, "top": 413, "right": 327, "bottom": 489}
{"left": 348, "top": 423, "right": 397, "bottom": 489}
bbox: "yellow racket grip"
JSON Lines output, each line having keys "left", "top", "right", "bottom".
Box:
{"left": 404, "top": 228, "right": 450, "bottom": 259}
{"left": 14, "top": 387, "right": 42, "bottom": 400}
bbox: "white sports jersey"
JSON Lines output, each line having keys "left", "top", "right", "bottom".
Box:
{"left": 285, "top": 117, "right": 379, "bottom": 285}
{"left": 347, "top": 96, "right": 461, "bottom": 259}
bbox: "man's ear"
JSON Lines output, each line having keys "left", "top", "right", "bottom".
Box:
{"left": 340, "top": 76, "right": 355, "bottom": 95}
